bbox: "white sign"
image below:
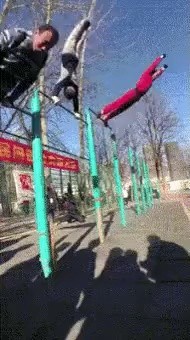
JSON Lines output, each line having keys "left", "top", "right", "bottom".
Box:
{"left": 13, "top": 170, "right": 34, "bottom": 203}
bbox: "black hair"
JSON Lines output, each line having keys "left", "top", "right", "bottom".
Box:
{"left": 38, "top": 24, "right": 59, "bottom": 45}
{"left": 64, "top": 86, "right": 77, "bottom": 100}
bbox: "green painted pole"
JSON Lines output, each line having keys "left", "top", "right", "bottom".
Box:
{"left": 128, "top": 147, "right": 141, "bottom": 215}
{"left": 146, "top": 163, "right": 153, "bottom": 207}
{"left": 111, "top": 134, "right": 127, "bottom": 227}
{"left": 136, "top": 153, "right": 146, "bottom": 213}
{"left": 31, "top": 90, "right": 53, "bottom": 278}
{"left": 141, "top": 159, "right": 148, "bottom": 210}
{"left": 85, "top": 108, "right": 104, "bottom": 243}
{"left": 142, "top": 160, "right": 150, "bottom": 208}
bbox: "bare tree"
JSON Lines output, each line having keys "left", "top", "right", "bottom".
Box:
{"left": 0, "top": 0, "right": 25, "bottom": 28}
{"left": 94, "top": 121, "right": 111, "bottom": 165}
{"left": 0, "top": 0, "right": 13, "bottom": 27}
{"left": 117, "top": 124, "right": 142, "bottom": 155}
{"left": 116, "top": 125, "right": 141, "bottom": 180}
{"left": 76, "top": 0, "right": 97, "bottom": 159}
{"left": 77, "top": 0, "right": 126, "bottom": 158}
{"left": 136, "top": 91, "right": 179, "bottom": 180}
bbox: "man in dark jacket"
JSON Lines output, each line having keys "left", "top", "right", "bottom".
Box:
{"left": 0, "top": 24, "right": 59, "bottom": 106}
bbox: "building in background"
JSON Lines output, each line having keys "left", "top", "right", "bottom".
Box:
{"left": 165, "top": 142, "right": 187, "bottom": 181}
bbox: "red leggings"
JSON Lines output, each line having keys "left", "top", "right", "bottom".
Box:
{"left": 101, "top": 56, "right": 166, "bottom": 121}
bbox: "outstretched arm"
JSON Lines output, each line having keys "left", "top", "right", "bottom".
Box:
{"left": 7, "top": 56, "right": 47, "bottom": 103}
{"left": 0, "top": 28, "right": 28, "bottom": 54}
{"left": 8, "top": 75, "right": 38, "bottom": 103}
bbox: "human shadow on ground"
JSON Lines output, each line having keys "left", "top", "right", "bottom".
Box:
{"left": 39, "top": 235, "right": 190, "bottom": 339}
{"left": 84, "top": 211, "right": 115, "bottom": 251}
{"left": 1, "top": 226, "right": 95, "bottom": 339}
{"left": 75, "top": 236, "right": 190, "bottom": 340}
{"left": 2, "top": 233, "right": 190, "bottom": 339}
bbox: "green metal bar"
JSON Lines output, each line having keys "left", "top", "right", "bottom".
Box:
{"left": 31, "top": 90, "right": 53, "bottom": 278}
{"left": 111, "top": 134, "right": 127, "bottom": 227}
{"left": 136, "top": 153, "right": 146, "bottom": 213}
{"left": 128, "top": 147, "right": 141, "bottom": 215}
{"left": 85, "top": 108, "right": 104, "bottom": 243}
{"left": 140, "top": 159, "right": 148, "bottom": 210}
{"left": 40, "top": 90, "right": 87, "bottom": 125}
{"left": 0, "top": 130, "right": 89, "bottom": 160}
{"left": 145, "top": 163, "right": 153, "bottom": 207}
{"left": 142, "top": 160, "right": 150, "bottom": 208}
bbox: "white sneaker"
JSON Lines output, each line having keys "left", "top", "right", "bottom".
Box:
{"left": 74, "top": 112, "right": 80, "bottom": 119}
{"left": 52, "top": 96, "right": 60, "bottom": 104}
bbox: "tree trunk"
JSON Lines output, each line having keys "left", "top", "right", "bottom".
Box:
{"left": 0, "top": 103, "right": 12, "bottom": 216}
{"left": 0, "top": 0, "right": 14, "bottom": 27}
{"left": 78, "top": 0, "right": 97, "bottom": 158}
{"left": 155, "top": 157, "right": 161, "bottom": 180}
{"left": 39, "top": 74, "right": 51, "bottom": 182}
{"left": 0, "top": 163, "right": 12, "bottom": 216}
{"left": 39, "top": 0, "right": 52, "bottom": 183}
{"left": 160, "top": 158, "right": 164, "bottom": 181}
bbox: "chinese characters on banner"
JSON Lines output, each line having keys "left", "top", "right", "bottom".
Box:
{"left": 0, "top": 137, "right": 80, "bottom": 172}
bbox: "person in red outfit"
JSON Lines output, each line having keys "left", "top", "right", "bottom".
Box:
{"left": 98, "top": 54, "right": 168, "bottom": 125}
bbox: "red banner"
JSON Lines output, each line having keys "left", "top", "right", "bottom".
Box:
{"left": 0, "top": 137, "right": 80, "bottom": 172}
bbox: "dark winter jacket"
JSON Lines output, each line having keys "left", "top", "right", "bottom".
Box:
{"left": 0, "top": 27, "right": 48, "bottom": 101}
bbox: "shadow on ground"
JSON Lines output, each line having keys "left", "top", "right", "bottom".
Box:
{"left": 1, "top": 221, "right": 190, "bottom": 339}
{"left": 0, "top": 218, "right": 36, "bottom": 237}
{"left": 0, "top": 235, "right": 33, "bottom": 266}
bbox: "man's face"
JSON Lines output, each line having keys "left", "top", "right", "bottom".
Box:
{"left": 32, "top": 29, "right": 55, "bottom": 51}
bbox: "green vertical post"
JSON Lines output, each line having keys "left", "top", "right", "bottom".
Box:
{"left": 141, "top": 160, "right": 148, "bottom": 210}
{"left": 142, "top": 160, "right": 150, "bottom": 208}
{"left": 111, "top": 134, "right": 127, "bottom": 227}
{"left": 135, "top": 153, "right": 146, "bottom": 213}
{"left": 128, "top": 147, "right": 141, "bottom": 215}
{"left": 85, "top": 108, "right": 104, "bottom": 243}
{"left": 146, "top": 163, "right": 153, "bottom": 207}
{"left": 31, "top": 90, "right": 53, "bottom": 278}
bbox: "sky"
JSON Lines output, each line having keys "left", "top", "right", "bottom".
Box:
{"left": 1, "top": 0, "right": 189, "bottom": 154}
{"left": 56, "top": 0, "right": 190, "bottom": 153}
{"left": 86, "top": 0, "right": 189, "bottom": 134}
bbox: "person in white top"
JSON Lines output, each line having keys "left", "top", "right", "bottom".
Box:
{"left": 122, "top": 183, "right": 129, "bottom": 205}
